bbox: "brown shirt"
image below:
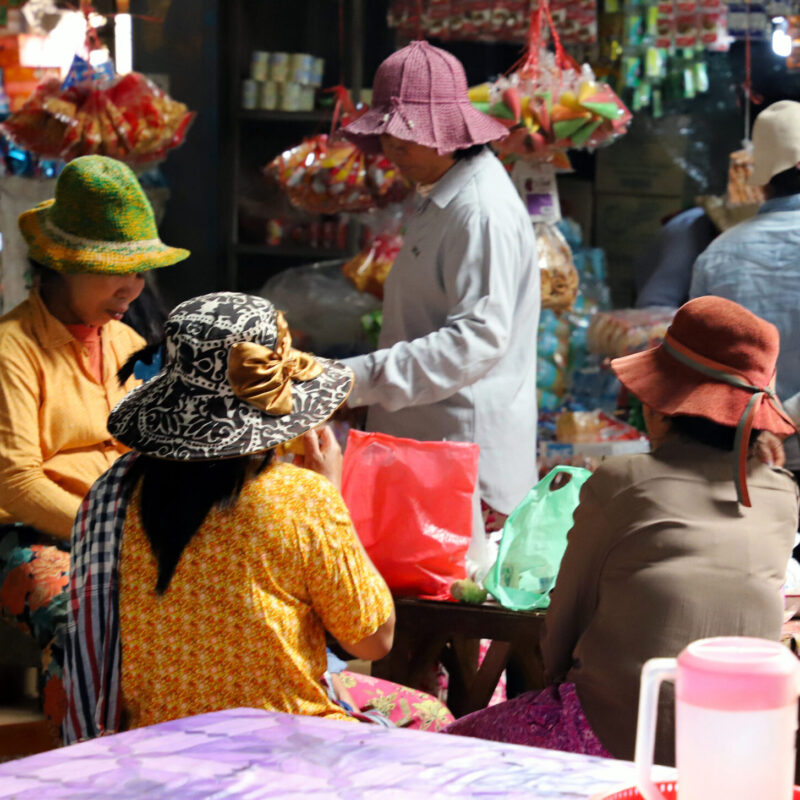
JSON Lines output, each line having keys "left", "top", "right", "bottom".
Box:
{"left": 541, "top": 436, "right": 799, "bottom": 764}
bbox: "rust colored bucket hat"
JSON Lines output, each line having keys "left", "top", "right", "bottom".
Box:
{"left": 342, "top": 40, "right": 509, "bottom": 156}
{"left": 611, "top": 296, "right": 796, "bottom": 506}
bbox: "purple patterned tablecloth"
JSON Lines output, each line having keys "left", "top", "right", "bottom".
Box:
{"left": 0, "top": 708, "right": 675, "bottom": 799}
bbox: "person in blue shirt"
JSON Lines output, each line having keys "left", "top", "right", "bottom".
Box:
{"left": 690, "top": 100, "right": 800, "bottom": 474}
{"left": 635, "top": 207, "right": 717, "bottom": 309}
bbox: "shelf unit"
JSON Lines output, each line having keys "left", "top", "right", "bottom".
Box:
{"left": 234, "top": 243, "right": 350, "bottom": 259}
{"left": 221, "top": 0, "right": 369, "bottom": 295}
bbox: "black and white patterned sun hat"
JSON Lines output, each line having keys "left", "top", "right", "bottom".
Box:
{"left": 108, "top": 292, "right": 353, "bottom": 460}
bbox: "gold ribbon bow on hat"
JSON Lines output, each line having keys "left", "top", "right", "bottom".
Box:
{"left": 228, "top": 312, "right": 323, "bottom": 416}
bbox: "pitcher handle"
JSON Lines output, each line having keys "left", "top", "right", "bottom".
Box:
{"left": 634, "top": 657, "right": 677, "bottom": 800}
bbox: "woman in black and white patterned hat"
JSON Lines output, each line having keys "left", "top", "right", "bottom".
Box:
{"left": 63, "top": 292, "right": 453, "bottom": 742}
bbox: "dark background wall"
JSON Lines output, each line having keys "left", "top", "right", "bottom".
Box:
{"left": 132, "top": 0, "right": 221, "bottom": 308}
{"left": 129, "top": 1, "right": 800, "bottom": 309}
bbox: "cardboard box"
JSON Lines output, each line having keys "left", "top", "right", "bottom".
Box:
{"left": 594, "top": 192, "right": 682, "bottom": 307}
{"left": 556, "top": 175, "right": 594, "bottom": 243}
{"left": 595, "top": 134, "right": 690, "bottom": 198}
{"left": 539, "top": 439, "right": 650, "bottom": 461}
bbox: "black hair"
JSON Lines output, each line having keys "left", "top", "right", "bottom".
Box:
{"left": 768, "top": 166, "right": 800, "bottom": 198}
{"left": 117, "top": 342, "right": 163, "bottom": 385}
{"left": 453, "top": 144, "right": 487, "bottom": 161}
{"left": 122, "top": 280, "right": 169, "bottom": 345}
{"left": 27, "top": 258, "right": 61, "bottom": 290}
{"left": 123, "top": 452, "right": 274, "bottom": 594}
{"left": 669, "top": 414, "right": 761, "bottom": 452}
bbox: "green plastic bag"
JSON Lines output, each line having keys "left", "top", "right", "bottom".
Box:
{"left": 485, "top": 465, "right": 592, "bottom": 611}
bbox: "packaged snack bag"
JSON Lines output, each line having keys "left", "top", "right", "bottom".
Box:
{"left": 1, "top": 57, "right": 195, "bottom": 165}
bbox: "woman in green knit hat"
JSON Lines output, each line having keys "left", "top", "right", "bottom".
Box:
{"left": 0, "top": 155, "right": 188, "bottom": 743}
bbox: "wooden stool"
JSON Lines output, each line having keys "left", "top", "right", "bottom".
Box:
{"left": 372, "top": 597, "right": 547, "bottom": 718}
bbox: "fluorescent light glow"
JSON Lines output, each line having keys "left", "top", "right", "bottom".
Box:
{"left": 89, "top": 47, "right": 111, "bottom": 66}
{"left": 773, "top": 27, "right": 793, "bottom": 57}
{"left": 114, "top": 13, "right": 133, "bottom": 75}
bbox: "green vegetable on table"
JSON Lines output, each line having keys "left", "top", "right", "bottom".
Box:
{"left": 450, "top": 579, "right": 488, "bottom": 605}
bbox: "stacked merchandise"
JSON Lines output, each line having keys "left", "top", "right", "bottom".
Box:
{"left": 241, "top": 51, "right": 325, "bottom": 112}
{"left": 698, "top": 148, "right": 765, "bottom": 231}
{"left": 0, "top": 9, "right": 60, "bottom": 113}
{"left": 537, "top": 217, "right": 611, "bottom": 415}
{"left": 387, "top": 0, "right": 598, "bottom": 45}
{"left": 598, "top": 0, "right": 733, "bottom": 116}
{"left": 537, "top": 409, "right": 649, "bottom": 475}
{"left": 535, "top": 219, "right": 652, "bottom": 474}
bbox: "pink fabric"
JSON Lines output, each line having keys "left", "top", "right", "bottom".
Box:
{"left": 342, "top": 41, "right": 509, "bottom": 156}
{"left": 443, "top": 682, "right": 612, "bottom": 758}
{"left": 338, "top": 670, "right": 455, "bottom": 731}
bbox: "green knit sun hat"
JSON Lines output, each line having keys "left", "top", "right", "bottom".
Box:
{"left": 18, "top": 155, "right": 190, "bottom": 274}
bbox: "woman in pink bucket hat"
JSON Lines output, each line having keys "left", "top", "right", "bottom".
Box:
{"left": 341, "top": 42, "right": 540, "bottom": 576}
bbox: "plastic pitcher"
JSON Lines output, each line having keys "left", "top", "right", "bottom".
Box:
{"left": 634, "top": 636, "right": 800, "bottom": 800}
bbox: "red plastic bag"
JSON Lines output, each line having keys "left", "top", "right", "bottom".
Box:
{"left": 341, "top": 430, "right": 479, "bottom": 601}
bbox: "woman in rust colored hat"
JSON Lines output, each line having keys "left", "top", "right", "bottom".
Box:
{"left": 446, "top": 296, "right": 799, "bottom": 766}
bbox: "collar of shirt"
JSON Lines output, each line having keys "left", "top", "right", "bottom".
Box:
{"left": 758, "top": 194, "right": 800, "bottom": 215}
{"left": 28, "top": 287, "right": 76, "bottom": 350}
{"left": 427, "top": 148, "right": 493, "bottom": 210}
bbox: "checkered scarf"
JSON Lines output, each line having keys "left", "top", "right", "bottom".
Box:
{"left": 62, "top": 451, "right": 138, "bottom": 745}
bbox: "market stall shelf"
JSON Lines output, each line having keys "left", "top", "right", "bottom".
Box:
{"left": 0, "top": 707, "right": 676, "bottom": 799}
{"left": 220, "top": 0, "right": 368, "bottom": 294}
{"left": 238, "top": 109, "right": 335, "bottom": 122}
{"left": 371, "top": 597, "right": 547, "bottom": 718}
{"left": 234, "top": 243, "right": 350, "bottom": 260}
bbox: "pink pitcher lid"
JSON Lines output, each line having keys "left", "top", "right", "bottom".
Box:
{"left": 677, "top": 637, "right": 800, "bottom": 711}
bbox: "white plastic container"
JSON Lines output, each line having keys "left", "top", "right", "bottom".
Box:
{"left": 241, "top": 79, "right": 258, "bottom": 109}
{"left": 258, "top": 81, "right": 277, "bottom": 110}
{"left": 269, "top": 52, "right": 289, "bottom": 83}
{"left": 250, "top": 51, "right": 269, "bottom": 82}
{"left": 278, "top": 82, "right": 302, "bottom": 112}
{"left": 635, "top": 637, "right": 800, "bottom": 800}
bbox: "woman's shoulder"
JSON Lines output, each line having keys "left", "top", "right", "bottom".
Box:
{"left": 0, "top": 297, "right": 39, "bottom": 355}
{"left": 0, "top": 296, "right": 34, "bottom": 333}
{"left": 588, "top": 451, "right": 655, "bottom": 487}
{"left": 252, "top": 462, "right": 342, "bottom": 502}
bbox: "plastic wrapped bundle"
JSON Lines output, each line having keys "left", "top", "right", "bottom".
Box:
{"left": 1, "top": 59, "right": 194, "bottom": 165}
{"left": 342, "top": 232, "right": 403, "bottom": 300}
{"left": 470, "top": 2, "right": 631, "bottom": 168}
{"left": 587, "top": 307, "right": 675, "bottom": 358}
{"left": 265, "top": 134, "right": 410, "bottom": 215}
{"left": 537, "top": 222, "right": 579, "bottom": 313}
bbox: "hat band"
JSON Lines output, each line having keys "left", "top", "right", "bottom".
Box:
{"left": 40, "top": 214, "right": 163, "bottom": 253}
{"left": 662, "top": 333, "right": 796, "bottom": 506}
{"left": 227, "top": 311, "right": 323, "bottom": 417}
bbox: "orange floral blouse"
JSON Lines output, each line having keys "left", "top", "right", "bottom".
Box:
{"left": 119, "top": 462, "right": 393, "bottom": 729}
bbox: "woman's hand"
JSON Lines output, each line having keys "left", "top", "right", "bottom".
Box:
{"left": 753, "top": 431, "right": 786, "bottom": 468}
{"left": 294, "top": 425, "right": 343, "bottom": 490}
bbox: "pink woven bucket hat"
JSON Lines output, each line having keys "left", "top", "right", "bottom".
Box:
{"left": 342, "top": 41, "right": 509, "bottom": 156}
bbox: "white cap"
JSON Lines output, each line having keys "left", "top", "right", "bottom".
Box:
{"left": 749, "top": 100, "right": 800, "bottom": 186}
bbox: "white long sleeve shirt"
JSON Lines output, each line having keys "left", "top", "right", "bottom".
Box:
{"left": 343, "top": 148, "right": 540, "bottom": 514}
